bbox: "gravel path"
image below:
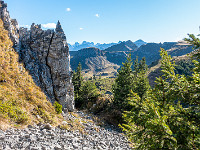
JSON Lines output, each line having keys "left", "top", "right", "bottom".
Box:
{"left": 0, "top": 111, "right": 132, "bottom": 150}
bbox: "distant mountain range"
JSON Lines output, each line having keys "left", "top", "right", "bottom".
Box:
{"left": 103, "top": 40, "right": 138, "bottom": 52}
{"left": 68, "top": 39, "right": 146, "bottom": 51}
{"left": 70, "top": 40, "right": 193, "bottom": 78}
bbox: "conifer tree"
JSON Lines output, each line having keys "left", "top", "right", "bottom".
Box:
{"left": 72, "top": 62, "right": 84, "bottom": 107}
{"left": 133, "top": 57, "right": 150, "bottom": 99}
{"left": 73, "top": 63, "right": 100, "bottom": 108}
{"left": 121, "top": 47, "right": 200, "bottom": 149}
{"left": 113, "top": 54, "right": 133, "bottom": 110}
{"left": 139, "top": 57, "right": 148, "bottom": 72}
{"left": 79, "top": 80, "right": 99, "bottom": 107}
{"left": 93, "top": 74, "right": 96, "bottom": 80}
{"left": 113, "top": 55, "right": 150, "bottom": 110}
{"left": 133, "top": 56, "right": 139, "bottom": 76}
{"left": 185, "top": 34, "right": 200, "bottom": 72}
{"left": 72, "top": 62, "right": 83, "bottom": 97}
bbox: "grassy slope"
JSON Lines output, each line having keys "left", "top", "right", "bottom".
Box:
{"left": 94, "top": 78, "right": 115, "bottom": 94}
{"left": 0, "top": 20, "right": 63, "bottom": 129}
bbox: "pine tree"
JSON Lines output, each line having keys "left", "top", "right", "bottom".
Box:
{"left": 121, "top": 48, "right": 200, "bottom": 149}
{"left": 72, "top": 62, "right": 84, "bottom": 107}
{"left": 113, "top": 54, "right": 133, "bottom": 110}
{"left": 99, "top": 74, "right": 102, "bottom": 80}
{"left": 133, "top": 57, "right": 150, "bottom": 99}
{"left": 79, "top": 80, "right": 99, "bottom": 107}
{"left": 133, "top": 56, "right": 139, "bottom": 76}
{"left": 72, "top": 62, "right": 83, "bottom": 96}
{"left": 139, "top": 57, "right": 148, "bottom": 72}
{"left": 93, "top": 74, "right": 96, "bottom": 80}
{"left": 185, "top": 34, "right": 200, "bottom": 72}
{"left": 72, "top": 63, "right": 100, "bottom": 108}
{"left": 113, "top": 55, "right": 150, "bottom": 110}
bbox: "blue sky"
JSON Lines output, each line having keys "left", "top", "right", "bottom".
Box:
{"left": 6, "top": 0, "right": 200, "bottom": 44}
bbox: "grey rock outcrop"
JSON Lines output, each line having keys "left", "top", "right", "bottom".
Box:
{"left": 19, "top": 22, "right": 74, "bottom": 111}
{"left": 0, "top": 0, "right": 19, "bottom": 49}
{"left": 0, "top": 0, "right": 74, "bottom": 111}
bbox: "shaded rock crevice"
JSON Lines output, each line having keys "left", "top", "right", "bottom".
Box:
{"left": 46, "top": 32, "right": 57, "bottom": 102}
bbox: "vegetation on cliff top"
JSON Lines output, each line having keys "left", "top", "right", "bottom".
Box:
{"left": 0, "top": 20, "right": 63, "bottom": 129}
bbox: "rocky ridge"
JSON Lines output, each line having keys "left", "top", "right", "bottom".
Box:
{"left": 19, "top": 22, "right": 74, "bottom": 111}
{"left": 68, "top": 41, "right": 118, "bottom": 51}
{"left": 104, "top": 40, "right": 138, "bottom": 52}
{"left": 134, "top": 39, "right": 147, "bottom": 47}
{"left": 0, "top": 0, "right": 19, "bottom": 49}
{"left": 69, "top": 40, "right": 147, "bottom": 51}
{"left": 0, "top": 111, "right": 132, "bottom": 150}
{"left": 0, "top": 0, "right": 74, "bottom": 111}
{"left": 133, "top": 41, "right": 193, "bottom": 65}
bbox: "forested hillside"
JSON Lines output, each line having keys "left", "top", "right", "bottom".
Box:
{"left": 118, "top": 35, "right": 200, "bottom": 149}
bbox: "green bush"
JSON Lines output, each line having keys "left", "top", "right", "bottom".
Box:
{"left": 54, "top": 101, "right": 62, "bottom": 114}
{"left": 77, "top": 80, "right": 100, "bottom": 109}
{"left": 0, "top": 101, "right": 28, "bottom": 124}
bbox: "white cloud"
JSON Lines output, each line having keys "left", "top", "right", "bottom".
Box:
{"left": 79, "top": 27, "right": 84, "bottom": 30}
{"left": 20, "top": 25, "right": 30, "bottom": 28}
{"left": 42, "top": 23, "right": 56, "bottom": 29}
{"left": 66, "top": 8, "right": 71, "bottom": 12}
{"left": 95, "top": 14, "right": 100, "bottom": 18}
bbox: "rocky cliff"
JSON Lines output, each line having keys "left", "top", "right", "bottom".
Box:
{"left": 0, "top": 0, "right": 19, "bottom": 49}
{"left": 0, "top": 0, "right": 74, "bottom": 111}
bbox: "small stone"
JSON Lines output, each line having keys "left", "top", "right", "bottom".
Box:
{"left": 63, "top": 108, "right": 68, "bottom": 114}
{"left": 43, "top": 124, "right": 52, "bottom": 130}
{"left": 28, "top": 125, "right": 33, "bottom": 128}
{"left": 41, "top": 145, "right": 47, "bottom": 150}
{"left": 54, "top": 145, "right": 62, "bottom": 150}
{"left": 62, "top": 121, "right": 67, "bottom": 125}
{"left": 24, "top": 134, "right": 30, "bottom": 138}
{"left": 37, "top": 122, "right": 42, "bottom": 127}
{"left": 36, "top": 115, "right": 41, "bottom": 119}
{"left": 73, "top": 143, "right": 79, "bottom": 149}
{"left": 0, "top": 135, "right": 5, "bottom": 141}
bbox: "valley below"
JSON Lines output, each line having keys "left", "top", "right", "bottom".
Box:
{"left": 70, "top": 40, "right": 193, "bottom": 84}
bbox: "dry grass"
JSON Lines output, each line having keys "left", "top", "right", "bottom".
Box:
{"left": 60, "top": 112, "right": 86, "bottom": 134}
{"left": 0, "top": 20, "right": 63, "bottom": 129}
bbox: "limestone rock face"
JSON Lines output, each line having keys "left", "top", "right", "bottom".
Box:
{"left": 19, "top": 23, "right": 74, "bottom": 111}
{"left": 0, "top": 0, "right": 19, "bottom": 49}
{"left": 0, "top": 1, "right": 74, "bottom": 111}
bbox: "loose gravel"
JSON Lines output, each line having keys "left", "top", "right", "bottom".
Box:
{"left": 0, "top": 111, "right": 132, "bottom": 150}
